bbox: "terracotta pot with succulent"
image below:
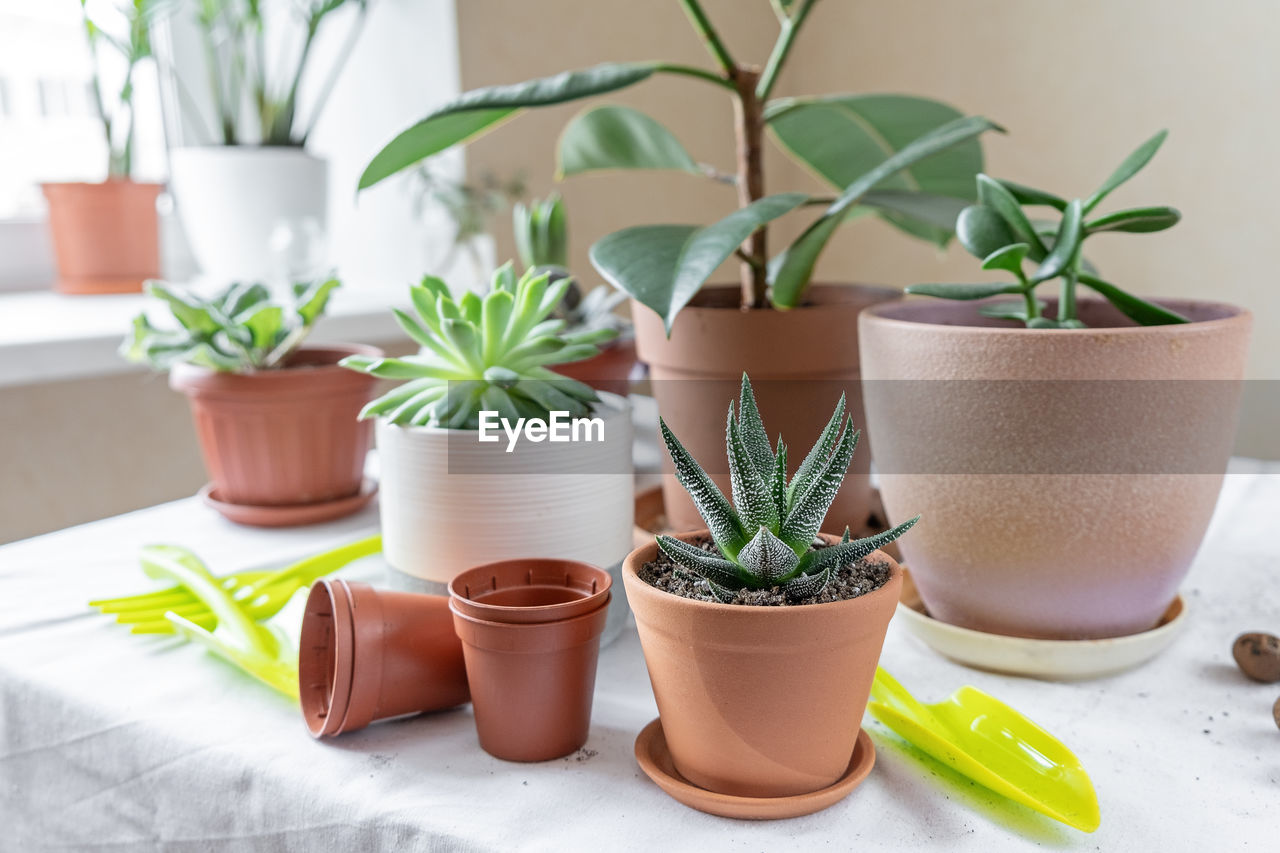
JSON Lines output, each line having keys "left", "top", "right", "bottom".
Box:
{"left": 340, "top": 264, "right": 635, "bottom": 645}
{"left": 860, "top": 130, "right": 1252, "bottom": 641}
{"left": 156, "top": 0, "right": 368, "bottom": 282}
{"left": 43, "top": 0, "right": 164, "bottom": 295}
{"left": 121, "top": 277, "right": 380, "bottom": 525}
{"left": 513, "top": 194, "right": 637, "bottom": 396}
{"left": 355, "top": 0, "right": 1001, "bottom": 536}
{"left": 623, "top": 376, "right": 917, "bottom": 815}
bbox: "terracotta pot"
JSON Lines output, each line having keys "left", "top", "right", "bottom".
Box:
{"left": 450, "top": 598, "right": 610, "bottom": 761}
{"left": 299, "top": 580, "right": 469, "bottom": 737}
{"left": 633, "top": 284, "right": 898, "bottom": 535}
{"left": 859, "top": 297, "right": 1251, "bottom": 639}
{"left": 623, "top": 531, "right": 902, "bottom": 798}
{"left": 449, "top": 558, "right": 612, "bottom": 624}
{"left": 42, "top": 180, "right": 162, "bottom": 294}
{"left": 551, "top": 337, "right": 638, "bottom": 397}
{"left": 170, "top": 344, "right": 381, "bottom": 507}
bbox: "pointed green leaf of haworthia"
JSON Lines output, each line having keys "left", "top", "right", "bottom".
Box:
{"left": 736, "top": 526, "right": 801, "bottom": 584}
{"left": 1078, "top": 274, "right": 1189, "bottom": 325}
{"left": 998, "top": 179, "right": 1068, "bottom": 211}
{"left": 787, "top": 392, "right": 846, "bottom": 510}
{"left": 770, "top": 115, "right": 1003, "bottom": 308}
{"left": 977, "top": 174, "right": 1047, "bottom": 258}
{"left": 557, "top": 105, "right": 699, "bottom": 178}
{"left": 766, "top": 94, "right": 985, "bottom": 246}
{"left": 770, "top": 441, "right": 788, "bottom": 521}
{"left": 796, "top": 515, "right": 921, "bottom": 577}
{"left": 1084, "top": 205, "right": 1181, "bottom": 235}
{"left": 780, "top": 565, "right": 833, "bottom": 601}
{"left": 657, "top": 535, "right": 748, "bottom": 589}
{"left": 1032, "top": 199, "right": 1083, "bottom": 283}
{"left": 956, "top": 203, "right": 1017, "bottom": 260}
{"left": 358, "top": 63, "right": 659, "bottom": 190}
{"left": 1083, "top": 129, "right": 1168, "bottom": 213}
{"left": 981, "top": 242, "right": 1031, "bottom": 276}
{"left": 659, "top": 417, "right": 747, "bottom": 557}
{"left": 736, "top": 375, "right": 775, "bottom": 481}
{"left": 905, "top": 282, "right": 1024, "bottom": 300}
{"left": 590, "top": 193, "right": 808, "bottom": 331}
{"left": 727, "top": 405, "right": 779, "bottom": 533}
{"left": 780, "top": 421, "right": 858, "bottom": 552}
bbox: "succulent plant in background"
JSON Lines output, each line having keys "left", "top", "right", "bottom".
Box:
{"left": 341, "top": 263, "right": 616, "bottom": 428}
{"left": 513, "top": 193, "right": 569, "bottom": 274}
{"left": 121, "top": 278, "right": 340, "bottom": 371}
{"left": 907, "top": 130, "right": 1189, "bottom": 328}
{"left": 656, "top": 375, "right": 918, "bottom": 602}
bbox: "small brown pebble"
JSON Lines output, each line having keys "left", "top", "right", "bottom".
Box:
{"left": 1232, "top": 632, "right": 1280, "bottom": 683}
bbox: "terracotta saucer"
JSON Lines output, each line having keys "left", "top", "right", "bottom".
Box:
{"left": 199, "top": 478, "right": 377, "bottom": 528}
{"left": 634, "top": 718, "right": 875, "bottom": 820}
{"left": 897, "top": 569, "right": 1189, "bottom": 680}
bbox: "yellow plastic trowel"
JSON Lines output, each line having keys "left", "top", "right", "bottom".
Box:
{"left": 868, "top": 668, "right": 1101, "bottom": 833}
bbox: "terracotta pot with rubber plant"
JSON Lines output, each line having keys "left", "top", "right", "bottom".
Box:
{"left": 860, "top": 130, "right": 1252, "bottom": 641}
{"left": 625, "top": 376, "right": 918, "bottom": 806}
{"left": 299, "top": 579, "right": 469, "bottom": 738}
{"left": 354, "top": 3, "right": 1001, "bottom": 539}
{"left": 448, "top": 559, "right": 613, "bottom": 761}
{"left": 122, "top": 279, "right": 380, "bottom": 525}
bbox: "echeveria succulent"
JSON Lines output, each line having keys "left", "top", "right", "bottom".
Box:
{"left": 657, "top": 375, "right": 919, "bottom": 602}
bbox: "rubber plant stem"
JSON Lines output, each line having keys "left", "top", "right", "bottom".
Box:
{"left": 734, "top": 68, "right": 768, "bottom": 309}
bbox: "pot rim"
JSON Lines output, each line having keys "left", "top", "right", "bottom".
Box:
{"left": 169, "top": 145, "right": 325, "bottom": 161}
{"left": 862, "top": 296, "right": 1251, "bottom": 336}
{"left": 169, "top": 342, "right": 383, "bottom": 392}
{"left": 448, "top": 558, "right": 613, "bottom": 624}
{"left": 374, "top": 390, "right": 630, "bottom": 437}
{"left": 663, "top": 282, "right": 901, "bottom": 315}
{"left": 623, "top": 529, "right": 902, "bottom": 616}
{"left": 41, "top": 179, "right": 166, "bottom": 191}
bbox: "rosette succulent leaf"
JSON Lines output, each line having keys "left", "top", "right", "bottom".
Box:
{"left": 341, "top": 263, "right": 616, "bottom": 428}
{"left": 657, "top": 375, "right": 919, "bottom": 602}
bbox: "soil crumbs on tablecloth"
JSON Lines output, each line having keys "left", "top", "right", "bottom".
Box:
{"left": 639, "top": 536, "right": 890, "bottom": 606}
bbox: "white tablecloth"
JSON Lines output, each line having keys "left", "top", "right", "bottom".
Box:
{"left": 2, "top": 450, "right": 1277, "bottom": 850}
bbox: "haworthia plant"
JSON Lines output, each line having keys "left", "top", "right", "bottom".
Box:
{"left": 657, "top": 375, "right": 919, "bottom": 602}
{"left": 356, "top": 0, "right": 1000, "bottom": 325}
{"left": 120, "top": 278, "right": 340, "bottom": 372}
{"left": 340, "top": 263, "right": 613, "bottom": 429}
{"left": 907, "top": 130, "right": 1189, "bottom": 328}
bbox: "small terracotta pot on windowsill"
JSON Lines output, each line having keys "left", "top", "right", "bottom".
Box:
{"left": 42, "top": 180, "right": 163, "bottom": 295}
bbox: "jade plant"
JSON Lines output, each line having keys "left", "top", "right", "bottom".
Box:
{"left": 356, "top": 0, "right": 1001, "bottom": 329}
{"left": 121, "top": 278, "right": 340, "bottom": 371}
{"left": 657, "top": 375, "right": 918, "bottom": 602}
{"left": 907, "top": 130, "right": 1189, "bottom": 328}
{"left": 341, "top": 263, "right": 614, "bottom": 428}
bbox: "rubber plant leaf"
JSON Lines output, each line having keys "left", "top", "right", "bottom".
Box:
{"left": 557, "top": 105, "right": 699, "bottom": 178}
{"left": 769, "top": 115, "right": 1002, "bottom": 309}
{"left": 359, "top": 63, "right": 659, "bottom": 190}
{"left": 766, "top": 94, "right": 985, "bottom": 246}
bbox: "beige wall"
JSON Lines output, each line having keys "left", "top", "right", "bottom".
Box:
{"left": 458, "top": 0, "right": 1279, "bottom": 453}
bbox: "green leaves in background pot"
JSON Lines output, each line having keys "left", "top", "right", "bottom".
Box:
{"left": 657, "top": 375, "right": 918, "bottom": 602}
{"left": 513, "top": 194, "right": 569, "bottom": 271}
{"left": 121, "top": 278, "right": 340, "bottom": 372}
{"left": 907, "top": 130, "right": 1188, "bottom": 328}
{"left": 341, "top": 263, "right": 612, "bottom": 429}
{"left": 557, "top": 105, "right": 699, "bottom": 178}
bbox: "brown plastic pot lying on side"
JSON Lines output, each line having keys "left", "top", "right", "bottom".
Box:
{"left": 449, "top": 597, "right": 610, "bottom": 762}
{"left": 633, "top": 284, "right": 898, "bottom": 536}
{"left": 448, "top": 558, "right": 613, "bottom": 624}
{"left": 551, "top": 337, "right": 638, "bottom": 397}
{"left": 623, "top": 531, "right": 902, "bottom": 799}
{"left": 299, "top": 579, "right": 469, "bottom": 738}
{"left": 170, "top": 344, "right": 381, "bottom": 508}
{"left": 42, "top": 180, "right": 163, "bottom": 294}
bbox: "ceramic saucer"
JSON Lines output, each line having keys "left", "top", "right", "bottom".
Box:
{"left": 634, "top": 718, "right": 875, "bottom": 820}
{"left": 200, "top": 478, "right": 377, "bottom": 528}
{"left": 897, "top": 570, "right": 1188, "bottom": 680}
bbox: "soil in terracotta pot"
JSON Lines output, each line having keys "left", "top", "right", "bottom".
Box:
{"left": 639, "top": 537, "right": 890, "bottom": 606}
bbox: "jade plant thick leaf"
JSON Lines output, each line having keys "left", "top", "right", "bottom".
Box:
{"left": 657, "top": 375, "right": 919, "bottom": 602}
{"left": 121, "top": 278, "right": 340, "bottom": 372}
{"left": 341, "top": 263, "right": 613, "bottom": 429}
{"left": 357, "top": 0, "right": 1001, "bottom": 327}
{"left": 907, "top": 130, "right": 1189, "bottom": 328}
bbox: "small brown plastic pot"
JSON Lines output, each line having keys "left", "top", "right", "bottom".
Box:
{"left": 449, "top": 597, "right": 610, "bottom": 762}
{"left": 448, "top": 558, "right": 612, "bottom": 625}
{"left": 42, "top": 180, "right": 162, "bottom": 294}
{"left": 299, "top": 580, "right": 469, "bottom": 738}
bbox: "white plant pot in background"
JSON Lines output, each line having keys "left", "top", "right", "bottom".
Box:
{"left": 376, "top": 393, "right": 636, "bottom": 645}
{"left": 169, "top": 147, "right": 328, "bottom": 284}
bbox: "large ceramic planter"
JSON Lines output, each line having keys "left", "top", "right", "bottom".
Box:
{"left": 623, "top": 530, "right": 902, "bottom": 798}
{"left": 633, "top": 284, "right": 897, "bottom": 535}
{"left": 170, "top": 344, "right": 380, "bottom": 507}
{"left": 169, "top": 147, "right": 327, "bottom": 283}
{"left": 42, "top": 180, "right": 162, "bottom": 294}
{"left": 859, "top": 297, "right": 1251, "bottom": 639}
{"left": 375, "top": 393, "right": 634, "bottom": 643}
